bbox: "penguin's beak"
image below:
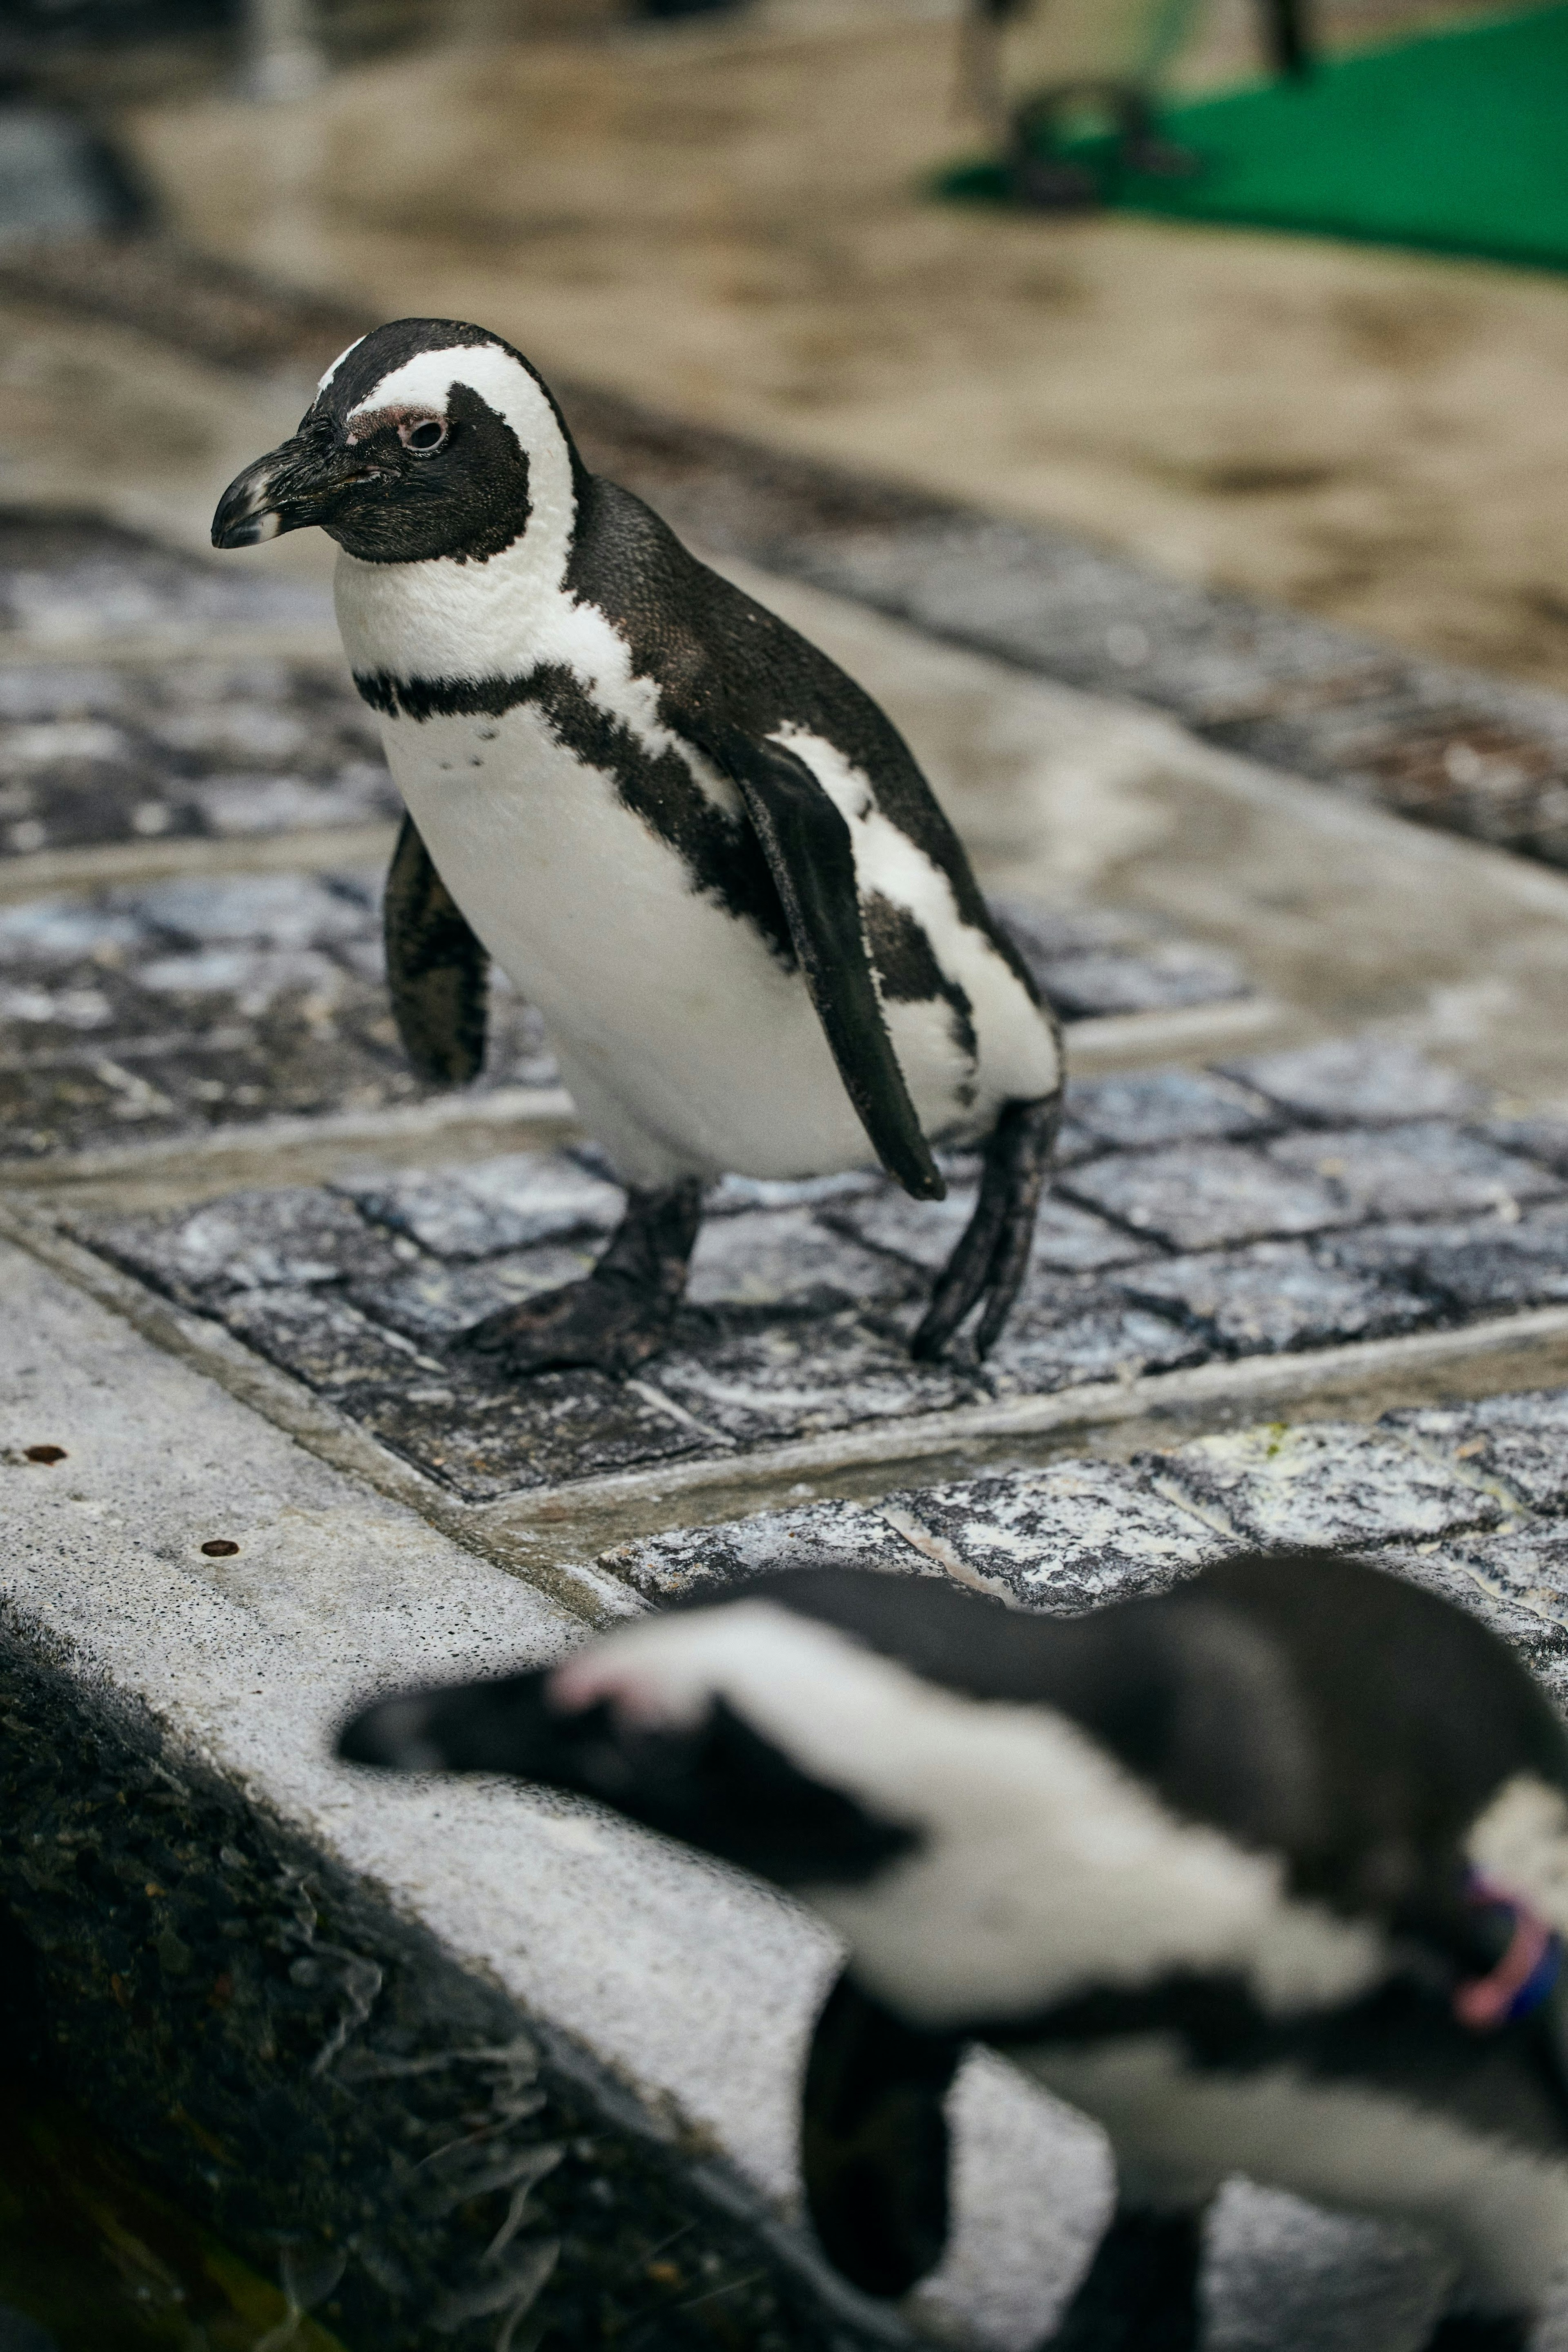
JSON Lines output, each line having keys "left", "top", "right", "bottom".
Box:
{"left": 211, "top": 428, "right": 380, "bottom": 549}
{"left": 336, "top": 1666, "right": 571, "bottom": 1779}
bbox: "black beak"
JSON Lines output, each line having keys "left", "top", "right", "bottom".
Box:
{"left": 212, "top": 428, "right": 381, "bottom": 550}
{"left": 336, "top": 1667, "right": 566, "bottom": 1777}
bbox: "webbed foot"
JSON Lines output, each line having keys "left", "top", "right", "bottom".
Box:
{"left": 912, "top": 1095, "right": 1059, "bottom": 1362}
{"left": 450, "top": 1177, "right": 702, "bottom": 1378}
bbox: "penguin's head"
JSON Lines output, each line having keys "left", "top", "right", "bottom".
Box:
{"left": 212, "top": 318, "right": 579, "bottom": 566}
{"left": 337, "top": 1583, "right": 936, "bottom": 1894}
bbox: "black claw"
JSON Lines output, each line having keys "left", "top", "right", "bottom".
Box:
{"left": 913, "top": 1096, "right": 1060, "bottom": 1362}
{"left": 450, "top": 1178, "right": 702, "bottom": 1379}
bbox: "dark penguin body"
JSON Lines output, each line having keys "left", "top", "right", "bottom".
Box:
{"left": 213, "top": 320, "right": 1061, "bottom": 1373}
{"left": 340, "top": 1555, "right": 1568, "bottom": 2347}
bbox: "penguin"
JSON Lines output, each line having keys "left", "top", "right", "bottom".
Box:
{"left": 212, "top": 320, "right": 1062, "bottom": 1376}
{"left": 339, "top": 1555, "right": 1568, "bottom": 2350}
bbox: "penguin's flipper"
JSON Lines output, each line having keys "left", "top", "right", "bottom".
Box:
{"left": 710, "top": 733, "right": 944, "bottom": 1202}
{"left": 802, "top": 1969, "right": 960, "bottom": 2298}
{"left": 383, "top": 812, "right": 489, "bottom": 1085}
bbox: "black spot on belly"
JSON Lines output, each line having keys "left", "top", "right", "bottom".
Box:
{"left": 863, "top": 890, "right": 977, "bottom": 1088}
{"left": 354, "top": 662, "right": 795, "bottom": 962}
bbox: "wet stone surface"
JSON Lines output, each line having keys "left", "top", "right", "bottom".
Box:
{"left": 0, "top": 869, "right": 557, "bottom": 1158}
{"left": 993, "top": 895, "right": 1253, "bottom": 1021}
{"left": 58, "top": 1039, "right": 1568, "bottom": 1495}
{"left": 0, "top": 511, "right": 330, "bottom": 650}
{"left": 1147, "top": 1423, "right": 1508, "bottom": 1552}
{"left": 1267, "top": 1121, "right": 1561, "bottom": 1222}
{"left": 882, "top": 1456, "right": 1236, "bottom": 1610}
{"left": 0, "top": 656, "right": 396, "bottom": 859}
{"left": 600, "top": 1498, "right": 925, "bottom": 1601}
{"left": 1222, "top": 1037, "right": 1486, "bottom": 1127}
{"left": 1383, "top": 1389, "right": 1568, "bottom": 1514}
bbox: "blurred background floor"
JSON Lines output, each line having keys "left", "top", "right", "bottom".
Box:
{"left": 43, "top": 0, "right": 1568, "bottom": 692}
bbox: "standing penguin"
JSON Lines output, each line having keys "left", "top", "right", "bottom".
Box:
{"left": 212, "top": 321, "right": 1061, "bottom": 1376}
{"left": 340, "top": 1555, "right": 1568, "bottom": 2349}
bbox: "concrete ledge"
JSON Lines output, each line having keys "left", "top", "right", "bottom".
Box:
{"left": 0, "top": 1238, "right": 1100, "bottom": 2352}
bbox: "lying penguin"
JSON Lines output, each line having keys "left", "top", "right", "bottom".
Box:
{"left": 212, "top": 320, "right": 1062, "bottom": 1376}
{"left": 339, "top": 1554, "right": 1568, "bottom": 2348}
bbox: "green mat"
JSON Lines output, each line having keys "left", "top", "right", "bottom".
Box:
{"left": 940, "top": 4, "right": 1568, "bottom": 272}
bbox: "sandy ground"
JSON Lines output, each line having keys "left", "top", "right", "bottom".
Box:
{"left": 106, "top": 0, "right": 1568, "bottom": 694}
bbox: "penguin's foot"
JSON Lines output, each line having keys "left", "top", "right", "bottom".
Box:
{"left": 912, "top": 1096, "right": 1060, "bottom": 1362}
{"left": 450, "top": 1178, "right": 702, "bottom": 1378}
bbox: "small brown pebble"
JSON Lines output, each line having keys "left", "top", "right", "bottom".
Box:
{"left": 24, "top": 1444, "right": 66, "bottom": 1464}
{"left": 201, "top": 1539, "right": 240, "bottom": 1558}
{"left": 645, "top": 2263, "right": 683, "bottom": 2290}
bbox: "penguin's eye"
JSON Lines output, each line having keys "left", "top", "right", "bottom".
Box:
{"left": 404, "top": 419, "right": 447, "bottom": 455}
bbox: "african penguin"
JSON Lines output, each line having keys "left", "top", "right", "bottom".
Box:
{"left": 340, "top": 1554, "right": 1568, "bottom": 2349}
{"left": 212, "top": 319, "right": 1062, "bottom": 1376}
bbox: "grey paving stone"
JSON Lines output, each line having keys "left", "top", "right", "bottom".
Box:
{"left": 1067, "top": 1067, "right": 1274, "bottom": 1150}
{"left": 1112, "top": 1242, "right": 1432, "bottom": 1355}
{"left": 216, "top": 1288, "right": 703, "bottom": 1499}
{"left": 1061, "top": 1142, "right": 1352, "bottom": 1251}
{"left": 71, "top": 1186, "right": 406, "bottom": 1308}
{"left": 823, "top": 1182, "right": 1150, "bottom": 1276}
{"left": 987, "top": 1277, "right": 1205, "bottom": 1392}
{"left": 1033, "top": 941, "right": 1251, "bottom": 1019}
{"left": 884, "top": 1456, "right": 1230, "bottom": 1611}
{"left": 1319, "top": 1212, "right": 1568, "bottom": 1314}
{"left": 0, "top": 654, "right": 395, "bottom": 860}
{"left": 820, "top": 1182, "right": 980, "bottom": 1273}
{"left": 345, "top": 1242, "right": 596, "bottom": 1342}
{"left": 0, "top": 876, "right": 557, "bottom": 1161}
{"left": 0, "top": 511, "right": 327, "bottom": 646}
{"left": 988, "top": 898, "right": 1155, "bottom": 967}
{"left": 1221, "top": 1038, "right": 1485, "bottom": 1126}
{"left": 1150, "top": 1423, "right": 1507, "bottom": 1551}
{"left": 1481, "top": 1116, "right": 1568, "bottom": 1177}
{"left": 1383, "top": 1389, "right": 1568, "bottom": 1513}
{"left": 336, "top": 1152, "right": 623, "bottom": 1260}
{"left": 1268, "top": 1121, "right": 1561, "bottom": 1222}
{"left": 648, "top": 1311, "right": 978, "bottom": 1443}
{"left": 1439, "top": 1525, "right": 1568, "bottom": 1627}
{"left": 686, "top": 1206, "right": 914, "bottom": 1311}
{"left": 703, "top": 1168, "right": 881, "bottom": 1215}
{"left": 599, "top": 1498, "right": 922, "bottom": 1601}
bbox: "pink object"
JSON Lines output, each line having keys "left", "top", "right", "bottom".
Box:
{"left": 1454, "top": 1877, "right": 1557, "bottom": 2030}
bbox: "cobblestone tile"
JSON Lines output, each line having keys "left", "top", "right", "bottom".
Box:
{"left": 647, "top": 1313, "right": 979, "bottom": 1443}
{"left": 987, "top": 1277, "right": 1205, "bottom": 1391}
{"left": 884, "top": 1456, "right": 1230, "bottom": 1610}
{"left": 1149, "top": 1423, "right": 1507, "bottom": 1550}
{"left": 823, "top": 1182, "right": 1150, "bottom": 1276}
{"left": 345, "top": 1243, "right": 596, "bottom": 1343}
{"left": 1067, "top": 1068, "right": 1274, "bottom": 1150}
{"left": 1112, "top": 1242, "right": 1432, "bottom": 1355}
{"left": 0, "top": 512, "right": 328, "bottom": 646}
{"left": 216, "top": 1288, "right": 702, "bottom": 1498}
{"left": 70, "top": 1185, "right": 407, "bottom": 1308}
{"left": 1320, "top": 1212, "right": 1568, "bottom": 1313}
{"left": 1061, "top": 1142, "right": 1352, "bottom": 1251}
{"left": 1481, "top": 1117, "right": 1568, "bottom": 1177}
{"left": 599, "top": 1498, "right": 922, "bottom": 1601}
{"left": 989, "top": 898, "right": 1252, "bottom": 1017}
{"left": 0, "top": 874, "right": 556, "bottom": 1159}
{"left": 703, "top": 1169, "right": 881, "bottom": 1216}
{"left": 1268, "top": 1121, "right": 1561, "bottom": 1222}
{"left": 338, "top": 1152, "right": 622, "bottom": 1260}
{"left": 686, "top": 1207, "right": 913, "bottom": 1311}
{"left": 1033, "top": 941, "right": 1251, "bottom": 1019}
{"left": 1221, "top": 1037, "right": 1485, "bottom": 1126}
{"left": 0, "top": 655, "right": 395, "bottom": 858}
{"left": 1383, "top": 1389, "right": 1568, "bottom": 1513}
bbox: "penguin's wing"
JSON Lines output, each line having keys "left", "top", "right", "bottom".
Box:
{"left": 705, "top": 731, "right": 944, "bottom": 1202}
{"left": 802, "top": 1969, "right": 960, "bottom": 2297}
{"left": 383, "top": 813, "right": 489, "bottom": 1086}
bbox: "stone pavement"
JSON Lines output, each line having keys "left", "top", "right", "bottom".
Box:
{"left": 13, "top": 491, "right": 1568, "bottom": 2349}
